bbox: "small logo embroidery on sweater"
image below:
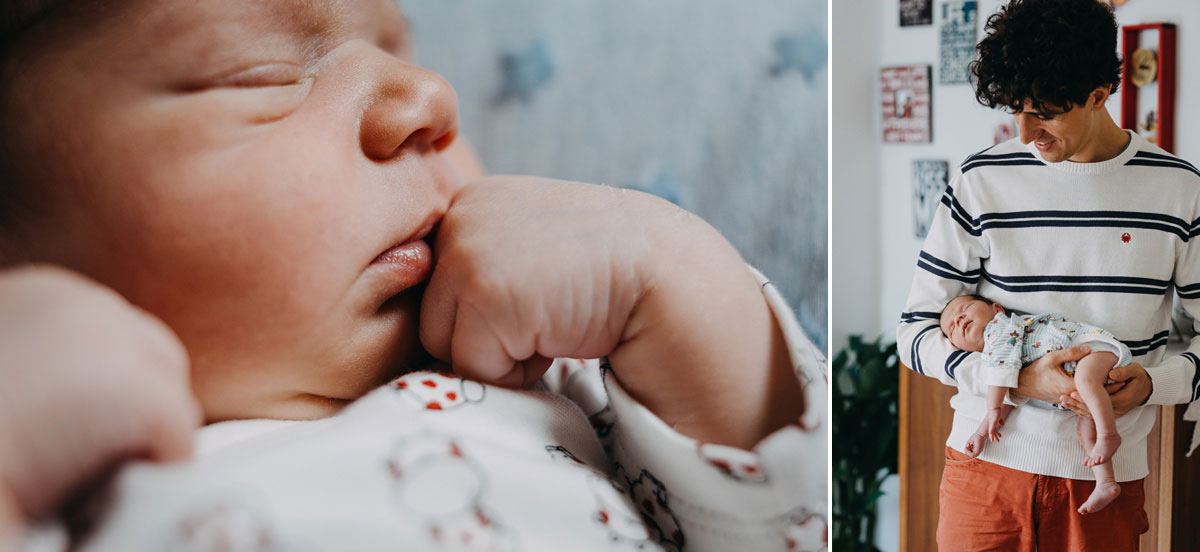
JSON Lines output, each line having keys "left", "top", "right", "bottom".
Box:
{"left": 1122, "top": 232, "right": 1131, "bottom": 243}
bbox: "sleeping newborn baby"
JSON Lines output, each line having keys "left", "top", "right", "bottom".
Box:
{"left": 0, "top": 0, "right": 823, "bottom": 550}
{"left": 940, "top": 295, "right": 1129, "bottom": 514}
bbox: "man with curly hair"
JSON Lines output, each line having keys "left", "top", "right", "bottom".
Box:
{"left": 897, "top": 0, "right": 1200, "bottom": 549}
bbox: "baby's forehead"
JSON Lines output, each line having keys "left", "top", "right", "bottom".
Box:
{"left": 12, "top": 0, "right": 409, "bottom": 63}
{"left": 943, "top": 295, "right": 972, "bottom": 313}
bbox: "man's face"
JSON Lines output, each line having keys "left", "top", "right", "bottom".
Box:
{"left": 1012, "top": 94, "right": 1102, "bottom": 163}
{"left": 939, "top": 296, "right": 1002, "bottom": 353}
{"left": 4, "top": 0, "right": 473, "bottom": 421}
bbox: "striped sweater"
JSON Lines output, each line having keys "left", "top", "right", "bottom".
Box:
{"left": 897, "top": 131, "right": 1200, "bottom": 481}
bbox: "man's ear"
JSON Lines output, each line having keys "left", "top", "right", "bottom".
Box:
{"left": 1089, "top": 86, "right": 1112, "bottom": 111}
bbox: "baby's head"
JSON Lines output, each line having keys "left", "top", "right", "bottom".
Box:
{"left": 0, "top": 0, "right": 476, "bottom": 421}
{"left": 939, "top": 294, "right": 1004, "bottom": 353}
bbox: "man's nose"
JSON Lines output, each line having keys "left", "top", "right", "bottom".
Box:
{"left": 357, "top": 48, "right": 460, "bottom": 161}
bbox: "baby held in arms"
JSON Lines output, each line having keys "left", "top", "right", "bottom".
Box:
{"left": 940, "top": 295, "right": 1129, "bottom": 514}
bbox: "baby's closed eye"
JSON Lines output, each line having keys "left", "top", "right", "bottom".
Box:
{"left": 176, "top": 62, "right": 314, "bottom": 125}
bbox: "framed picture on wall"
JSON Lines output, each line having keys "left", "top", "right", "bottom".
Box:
{"left": 881, "top": 65, "right": 932, "bottom": 143}
{"left": 912, "top": 160, "right": 948, "bottom": 238}
{"left": 901, "top": 0, "right": 933, "bottom": 26}
{"left": 1120, "top": 23, "right": 1176, "bottom": 152}
{"left": 938, "top": 1, "right": 978, "bottom": 85}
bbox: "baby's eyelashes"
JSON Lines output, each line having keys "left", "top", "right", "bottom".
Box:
{"left": 212, "top": 62, "right": 308, "bottom": 88}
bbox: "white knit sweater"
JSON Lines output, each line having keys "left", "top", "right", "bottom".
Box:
{"left": 897, "top": 131, "right": 1200, "bottom": 481}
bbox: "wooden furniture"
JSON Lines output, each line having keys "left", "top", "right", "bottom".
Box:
{"left": 898, "top": 362, "right": 1200, "bottom": 551}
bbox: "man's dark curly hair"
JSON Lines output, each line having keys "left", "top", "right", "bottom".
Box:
{"left": 970, "top": 0, "right": 1122, "bottom": 114}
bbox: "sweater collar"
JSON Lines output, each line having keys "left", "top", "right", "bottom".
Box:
{"left": 1028, "top": 130, "right": 1142, "bottom": 175}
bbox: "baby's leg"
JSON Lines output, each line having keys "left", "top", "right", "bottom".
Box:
{"left": 1078, "top": 445, "right": 1122, "bottom": 514}
{"left": 1074, "top": 352, "right": 1120, "bottom": 467}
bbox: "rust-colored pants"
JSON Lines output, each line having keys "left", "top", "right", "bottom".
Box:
{"left": 937, "top": 447, "right": 1148, "bottom": 551}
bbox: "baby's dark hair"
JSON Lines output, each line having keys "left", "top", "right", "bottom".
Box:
{"left": 970, "top": 0, "right": 1121, "bottom": 115}
{"left": 0, "top": 0, "right": 77, "bottom": 248}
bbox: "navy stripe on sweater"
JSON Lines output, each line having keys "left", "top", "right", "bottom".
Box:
{"left": 960, "top": 151, "right": 1043, "bottom": 174}
{"left": 1131, "top": 151, "right": 1200, "bottom": 178}
{"left": 1122, "top": 330, "right": 1170, "bottom": 356}
{"left": 916, "top": 250, "right": 1169, "bottom": 296}
{"left": 917, "top": 251, "right": 980, "bottom": 284}
{"left": 1126, "top": 159, "right": 1200, "bottom": 179}
{"left": 961, "top": 159, "right": 1046, "bottom": 174}
{"left": 910, "top": 324, "right": 939, "bottom": 376}
{"left": 1178, "top": 282, "right": 1200, "bottom": 299}
{"left": 1184, "top": 352, "right": 1200, "bottom": 401}
{"left": 980, "top": 270, "right": 1170, "bottom": 295}
{"left": 901, "top": 311, "right": 941, "bottom": 324}
{"left": 945, "top": 349, "right": 969, "bottom": 380}
{"left": 963, "top": 144, "right": 999, "bottom": 164}
{"left": 940, "top": 189, "right": 980, "bottom": 236}
{"left": 938, "top": 192, "right": 1193, "bottom": 238}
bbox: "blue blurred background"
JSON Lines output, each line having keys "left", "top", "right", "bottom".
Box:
{"left": 405, "top": 1, "right": 828, "bottom": 348}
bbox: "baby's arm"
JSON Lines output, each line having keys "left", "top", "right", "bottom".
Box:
{"left": 419, "top": 176, "right": 803, "bottom": 450}
{"left": 963, "top": 318, "right": 1023, "bottom": 456}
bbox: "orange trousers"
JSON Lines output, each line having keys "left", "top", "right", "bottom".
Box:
{"left": 937, "top": 447, "right": 1148, "bottom": 552}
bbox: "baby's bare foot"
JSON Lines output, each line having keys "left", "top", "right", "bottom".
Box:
{"left": 1077, "top": 480, "right": 1121, "bottom": 515}
{"left": 1085, "top": 433, "right": 1122, "bottom": 467}
{"left": 964, "top": 431, "right": 986, "bottom": 459}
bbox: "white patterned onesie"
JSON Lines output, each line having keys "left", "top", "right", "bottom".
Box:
{"left": 20, "top": 269, "right": 826, "bottom": 552}
{"left": 983, "top": 312, "right": 1133, "bottom": 389}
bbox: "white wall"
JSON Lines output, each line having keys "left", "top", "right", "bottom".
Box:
{"left": 831, "top": 2, "right": 882, "bottom": 352}
{"left": 832, "top": 1, "right": 1200, "bottom": 549}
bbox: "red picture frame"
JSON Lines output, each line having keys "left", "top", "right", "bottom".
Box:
{"left": 881, "top": 65, "right": 933, "bottom": 143}
{"left": 1121, "top": 23, "right": 1176, "bottom": 153}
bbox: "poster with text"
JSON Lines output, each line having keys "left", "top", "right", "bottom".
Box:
{"left": 901, "top": 0, "right": 933, "bottom": 26}
{"left": 939, "top": 1, "right": 977, "bottom": 84}
{"left": 912, "top": 160, "right": 949, "bottom": 238}
{"left": 881, "top": 65, "right": 932, "bottom": 143}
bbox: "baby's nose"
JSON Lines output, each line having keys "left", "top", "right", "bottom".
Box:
{"left": 358, "top": 49, "right": 460, "bottom": 161}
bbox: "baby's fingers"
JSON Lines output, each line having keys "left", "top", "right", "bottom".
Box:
{"left": 449, "top": 301, "right": 522, "bottom": 385}
{"left": 417, "top": 266, "right": 457, "bottom": 363}
{"left": 142, "top": 394, "right": 202, "bottom": 463}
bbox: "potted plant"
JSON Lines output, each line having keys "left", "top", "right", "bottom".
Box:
{"left": 832, "top": 336, "right": 900, "bottom": 551}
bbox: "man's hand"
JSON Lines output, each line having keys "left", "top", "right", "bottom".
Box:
{"left": 0, "top": 265, "right": 201, "bottom": 535}
{"left": 1059, "top": 362, "right": 1152, "bottom": 418}
{"left": 1015, "top": 346, "right": 1091, "bottom": 402}
{"left": 420, "top": 176, "right": 801, "bottom": 450}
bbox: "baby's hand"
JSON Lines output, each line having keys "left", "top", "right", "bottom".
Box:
{"left": 420, "top": 176, "right": 801, "bottom": 449}
{"left": 0, "top": 266, "right": 201, "bottom": 535}
{"left": 985, "top": 407, "right": 1006, "bottom": 443}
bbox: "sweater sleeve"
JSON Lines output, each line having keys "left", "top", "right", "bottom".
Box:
{"left": 548, "top": 268, "right": 826, "bottom": 552}
{"left": 1145, "top": 217, "right": 1200, "bottom": 405}
{"left": 896, "top": 173, "right": 992, "bottom": 396}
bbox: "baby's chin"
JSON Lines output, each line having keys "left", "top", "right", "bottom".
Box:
{"left": 196, "top": 336, "right": 439, "bottom": 424}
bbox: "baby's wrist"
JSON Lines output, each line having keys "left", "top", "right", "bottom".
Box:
{"left": 613, "top": 223, "right": 801, "bottom": 448}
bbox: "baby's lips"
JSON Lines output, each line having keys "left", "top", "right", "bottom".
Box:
{"left": 370, "top": 239, "right": 434, "bottom": 292}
